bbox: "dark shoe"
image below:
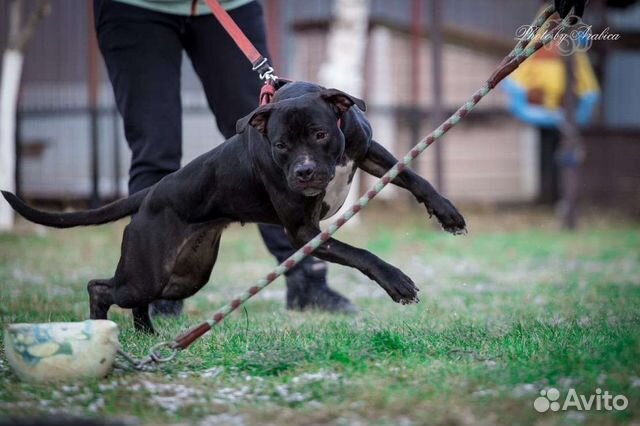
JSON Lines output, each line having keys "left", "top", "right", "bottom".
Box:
{"left": 149, "top": 299, "right": 184, "bottom": 317}
{"left": 285, "top": 259, "right": 356, "bottom": 314}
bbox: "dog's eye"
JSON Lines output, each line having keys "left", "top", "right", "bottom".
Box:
{"left": 274, "top": 142, "right": 286, "bottom": 150}
{"left": 315, "top": 131, "right": 328, "bottom": 141}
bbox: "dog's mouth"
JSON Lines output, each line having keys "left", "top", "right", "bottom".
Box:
{"left": 289, "top": 179, "right": 330, "bottom": 197}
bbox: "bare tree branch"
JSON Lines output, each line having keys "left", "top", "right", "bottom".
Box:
{"left": 7, "top": 0, "right": 51, "bottom": 51}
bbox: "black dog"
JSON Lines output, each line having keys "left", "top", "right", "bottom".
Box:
{"left": 2, "top": 81, "right": 466, "bottom": 333}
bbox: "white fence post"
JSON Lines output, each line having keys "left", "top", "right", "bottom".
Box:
{"left": 0, "top": 50, "right": 23, "bottom": 231}
{"left": 319, "top": 0, "right": 370, "bottom": 227}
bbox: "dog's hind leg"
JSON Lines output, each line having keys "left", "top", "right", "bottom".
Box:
{"left": 132, "top": 305, "right": 154, "bottom": 334}
{"left": 87, "top": 279, "right": 114, "bottom": 320}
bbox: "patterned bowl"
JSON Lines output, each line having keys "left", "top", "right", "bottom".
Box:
{"left": 4, "top": 320, "right": 119, "bottom": 382}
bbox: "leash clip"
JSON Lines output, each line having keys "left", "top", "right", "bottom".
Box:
{"left": 116, "top": 341, "right": 179, "bottom": 372}
{"left": 252, "top": 57, "right": 278, "bottom": 82}
{"left": 260, "top": 67, "right": 278, "bottom": 82}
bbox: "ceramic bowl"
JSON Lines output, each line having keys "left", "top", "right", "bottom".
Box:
{"left": 4, "top": 320, "right": 119, "bottom": 382}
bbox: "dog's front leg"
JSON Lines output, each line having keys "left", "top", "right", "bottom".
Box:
{"left": 287, "top": 224, "right": 419, "bottom": 305}
{"left": 360, "top": 140, "right": 466, "bottom": 234}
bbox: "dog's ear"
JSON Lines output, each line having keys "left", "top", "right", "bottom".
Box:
{"left": 236, "top": 104, "right": 274, "bottom": 135}
{"left": 320, "top": 89, "right": 367, "bottom": 116}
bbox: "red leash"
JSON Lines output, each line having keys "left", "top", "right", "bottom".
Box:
{"left": 202, "top": 0, "right": 277, "bottom": 105}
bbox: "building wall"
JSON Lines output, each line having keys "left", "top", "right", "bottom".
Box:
{"left": 377, "top": 112, "right": 538, "bottom": 203}
{"left": 2, "top": 0, "right": 637, "bottom": 205}
{"left": 19, "top": 110, "right": 221, "bottom": 198}
{"left": 581, "top": 130, "right": 640, "bottom": 214}
{"left": 604, "top": 51, "right": 640, "bottom": 128}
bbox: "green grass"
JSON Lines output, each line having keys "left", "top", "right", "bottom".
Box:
{"left": 0, "top": 207, "right": 639, "bottom": 425}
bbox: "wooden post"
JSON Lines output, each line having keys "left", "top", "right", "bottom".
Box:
{"left": 558, "top": 53, "right": 583, "bottom": 230}
{"left": 430, "top": 0, "right": 445, "bottom": 192}
{"left": 409, "top": 0, "right": 422, "bottom": 186}
{"left": 318, "top": 0, "right": 369, "bottom": 226}
{"left": 264, "top": 0, "right": 281, "bottom": 71}
{"left": 15, "top": 109, "right": 22, "bottom": 198}
{"left": 591, "top": 0, "right": 608, "bottom": 127}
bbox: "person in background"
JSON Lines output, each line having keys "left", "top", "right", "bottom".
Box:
{"left": 93, "top": 0, "right": 356, "bottom": 317}
{"left": 555, "top": 0, "right": 585, "bottom": 17}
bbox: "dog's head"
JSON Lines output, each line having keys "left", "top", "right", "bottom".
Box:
{"left": 237, "top": 88, "right": 366, "bottom": 196}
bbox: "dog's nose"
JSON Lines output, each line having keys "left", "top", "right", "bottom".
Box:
{"left": 294, "top": 162, "right": 316, "bottom": 182}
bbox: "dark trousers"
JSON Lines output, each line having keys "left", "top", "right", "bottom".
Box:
{"left": 93, "top": 0, "right": 304, "bottom": 265}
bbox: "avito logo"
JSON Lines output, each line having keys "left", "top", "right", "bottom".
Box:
{"left": 534, "top": 388, "right": 628, "bottom": 413}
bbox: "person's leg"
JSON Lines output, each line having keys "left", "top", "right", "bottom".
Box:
{"left": 182, "top": 1, "right": 267, "bottom": 138}
{"left": 258, "top": 225, "right": 356, "bottom": 313}
{"left": 94, "top": 0, "right": 184, "bottom": 315}
{"left": 94, "top": 0, "right": 183, "bottom": 194}
{"left": 256, "top": 224, "right": 297, "bottom": 264}
{"left": 183, "top": 2, "right": 354, "bottom": 312}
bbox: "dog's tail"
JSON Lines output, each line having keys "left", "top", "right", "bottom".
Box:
{"left": 1, "top": 188, "right": 151, "bottom": 228}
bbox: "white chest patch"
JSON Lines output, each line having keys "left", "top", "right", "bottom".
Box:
{"left": 322, "top": 160, "right": 354, "bottom": 219}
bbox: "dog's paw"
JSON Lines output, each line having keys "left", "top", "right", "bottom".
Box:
{"left": 377, "top": 267, "right": 420, "bottom": 305}
{"left": 425, "top": 197, "right": 467, "bottom": 235}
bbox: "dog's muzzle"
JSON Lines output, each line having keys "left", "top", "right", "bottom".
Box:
{"left": 289, "top": 160, "right": 331, "bottom": 196}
